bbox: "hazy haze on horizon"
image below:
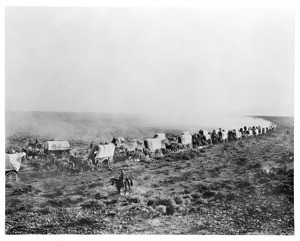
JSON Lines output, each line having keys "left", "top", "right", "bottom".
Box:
{"left": 5, "top": 8, "right": 294, "bottom": 117}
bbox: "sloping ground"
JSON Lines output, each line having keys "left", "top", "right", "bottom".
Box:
{"left": 5, "top": 116, "right": 294, "bottom": 234}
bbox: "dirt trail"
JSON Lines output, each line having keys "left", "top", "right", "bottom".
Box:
{"left": 5, "top": 116, "right": 294, "bottom": 234}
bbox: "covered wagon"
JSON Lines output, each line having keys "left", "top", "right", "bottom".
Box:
{"left": 144, "top": 138, "right": 163, "bottom": 152}
{"left": 44, "top": 140, "right": 71, "bottom": 158}
{"left": 93, "top": 143, "right": 116, "bottom": 169}
{"left": 177, "top": 133, "right": 192, "bottom": 146}
{"left": 125, "top": 139, "right": 144, "bottom": 152}
{"left": 5, "top": 152, "right": 26, "bottom": 183}
{"left": 221, "top": 130, "right": 229, "bottom": 142}
{"left": 235, "top": 130, "right": 242, "bottom": 139}
{"left": 153, "top": 133, "right": 167, "bottom": 149}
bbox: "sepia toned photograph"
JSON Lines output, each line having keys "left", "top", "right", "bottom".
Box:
{"left": 5, "top": 6, "right": 294, "bottom": 235}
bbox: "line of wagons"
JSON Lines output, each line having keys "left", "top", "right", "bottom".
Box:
{"left": 5, "top": 140, "right": 73, "bottom": 183}
{"left": 5, "top": 123, "right": 276, "bottom": 183}
{"left": 115, "top": 123, "right": 276, "bottom": 155}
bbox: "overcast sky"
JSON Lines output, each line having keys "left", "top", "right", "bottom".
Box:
{"left": 5, "top": 7, "right": 294, "bottom": 116}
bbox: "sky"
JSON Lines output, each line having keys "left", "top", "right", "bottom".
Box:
{"left": 5, "top": 7, "right": 294, "bottom": 116}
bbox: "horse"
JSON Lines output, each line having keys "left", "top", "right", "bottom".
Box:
{"left": 28, "top": 139, "right": 38, "bottom": 149}
{"left": 110, "top": 169, "right": 133, "bottom": 194}
{"left": 165, "top": 142, "right": 180, "bottom": 152}
{"left": 87, "top": 144, "right": 100, "bottom": 165}
{"left": 6, "top": 147, "right": 16, "bottom": 154}
{"left": 192, "top": 134, "right": 201, "bottom": 148}
{"left": 111, "top": 137, "right": 125, "bottom": 147}
{"left": 69, "top": 155, "right": 83, "bottom": 169}
{"left": 227, "top": 130, "right": 235, "bottom": 142}
{"left": 211, "top": 131, "right": 218, "bottom": 144}
{"left": 22, "top": 147, "right": 43, "bottom": 160}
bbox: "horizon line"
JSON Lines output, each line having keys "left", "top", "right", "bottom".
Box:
{"left": 4, "top": 110, "right": 294, "bottom": 118}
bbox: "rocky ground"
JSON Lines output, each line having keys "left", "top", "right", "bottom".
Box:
{"left": 5, "top": 116, "right": 294, "bottom": 234}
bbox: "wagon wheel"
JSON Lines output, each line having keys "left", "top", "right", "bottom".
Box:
{"left": 6, "top": 171, "right": 18, "bottom": 184}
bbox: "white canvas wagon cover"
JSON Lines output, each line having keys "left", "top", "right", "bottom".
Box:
{"left": 125, "top": 141, "right": 137, "bottom": 152}
{"left": 95, "top": 143, "right": 115, "bottom": 159}
{"left": 5, "top": 153, "right": 25, "bottom": 172}
{"left": 178, "top": 134, "right": 192, "bottom": 145}
{"left": 222, "top": 130, "right": 229, "bottom": 140}
{"left": 144, "top": 138, "right": 162, "bottom": 152}
{"left": 203, "top": 130, "right": 211, "bottom": 140}
{"left": 116, "top": 137, "right": 125, "bottom": 143}
{"left": 204, "top": 134, "right": 211, "bottom": 140}
{"left": 47, "top": 141, "right": 71, "bottom": 151}
{"left": 236, "top": 131, "right": 242, "bottom": 139}
{"left": 153, "top": 133, "right": 166, "bottom": 140}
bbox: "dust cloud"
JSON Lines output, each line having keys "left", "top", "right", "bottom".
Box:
{"left": 5, "top": 111, "right": 272, "bottom": 142}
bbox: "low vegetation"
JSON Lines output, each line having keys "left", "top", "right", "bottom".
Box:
{"left": 5, "top": 116, "right": 294, "bottom": 234}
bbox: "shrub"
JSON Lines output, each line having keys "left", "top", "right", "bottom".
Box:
{"left": 197, "top": 183, "right": 209, "bottom": 193}
{"left": 156, "top": 205, "right": 167, "bottom": 214}
{"left": 257, "top": 177, "right": 269, "bottom": 184}
{"left": 164, "top": 157, "right": 173, "bottom": 162}
{"left": 31, "top": 160, "right": 41, "bottom": 169}
{"left": 225, "top": 192, "right": 235, "bottom": 201}
{"left": 39, "top": 207, "right": 52, "bottom": 214}
{"left": 182, "top": 194, "right": 190, "bottom": 199}
{"left": 236, "top": 157, "right": 248, "bottom": 166}
{"left": 270, "top": 183, "right": 292, "bottom": 195}
{"left": 212, "top": 191, "right": 225, "bottom": 201}
{"left": 191, "top": 192, "right": 200, "bottom": 200}
{"left": 184, "top": 198, "right": 191, "bottom": 205}
{"left": 94, "top": 193, "right": 108, "bottom": 200}
{"left": 194, "top": 198, "right": 208, "bottom": 205}
{"left": 248, "top": 163, "right": 262, "bottom": 169}
{"left": 202, "top": 190, "right": 216, "bottom": 199}
{"left": 127, "top": 195, "right": 141, "bottom": 204}
{"left": 235, "top": 180, "right": 256, "bottom": 193}
{"left": 183, "top": 188, "right": 191, "bottom": 194}
{"left": 156, "top": 197, "right": 177, "bottom": 215}
{"left": 236, "top": 180, "right": 252, "bottom": 189}
{"left": 147, "top": 199, "right": 155, "bottom": 206}
{"left": 146, "top": 196, "right": 177, "bottom": 215}
{"left": 182, "top": 154, "right": 190, "bottom": 160}
{"left": 173, "top": 195, "right": 184, "bottom": 205}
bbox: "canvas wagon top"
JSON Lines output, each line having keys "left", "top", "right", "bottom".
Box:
{"left": 46, "top": 141, "right": 71, "bottom": 151}
{"left": 5, "top": 153, "right": 25, "bottom": 172}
